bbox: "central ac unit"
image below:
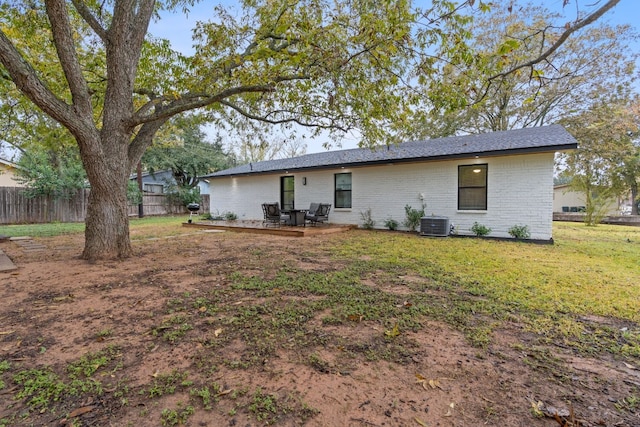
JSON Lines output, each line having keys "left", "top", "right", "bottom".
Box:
{"left": 420, "top": 216, "right": 450, "bottom": 237}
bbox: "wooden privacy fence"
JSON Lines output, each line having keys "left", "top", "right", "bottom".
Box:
{"left": 0, "top": 187, "right": 210, "bottom": 225}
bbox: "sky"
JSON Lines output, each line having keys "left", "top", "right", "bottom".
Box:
{"left": 148, "top": 0, "right": 640, "bottom": 155}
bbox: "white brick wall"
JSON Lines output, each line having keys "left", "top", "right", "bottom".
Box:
{"left": 209, "top": 152, "right": 556, "bottom": 239}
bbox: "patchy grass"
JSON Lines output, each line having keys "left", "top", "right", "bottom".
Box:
{"left": 8, "top": 346, "right": 122, "bottom": 413}
{"left": 0, "top": 221, "right": 85, "bottom": 238}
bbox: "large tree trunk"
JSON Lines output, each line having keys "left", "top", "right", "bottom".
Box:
{"left": 82, "top": 180, "right": 132, "bottom": 260}
{"left": 80, "top": 131, "right": 134, "bottom": 260}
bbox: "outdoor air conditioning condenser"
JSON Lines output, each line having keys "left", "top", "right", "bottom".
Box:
{"left": 420, "top": 216, "right": 450, "bottom": 237}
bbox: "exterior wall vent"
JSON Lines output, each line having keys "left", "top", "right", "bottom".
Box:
{"left": 420, "top": 216, "right": 450, "bottom": 237}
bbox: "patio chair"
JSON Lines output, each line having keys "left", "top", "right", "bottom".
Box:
{"left": 305, "top": 203, "right": 331, "bottom": 226}
{"left": 307, "top": 203, "right": 319, "bottom": 217}
{"left": 262, "top": 202, "right": 289, "bottom": 227}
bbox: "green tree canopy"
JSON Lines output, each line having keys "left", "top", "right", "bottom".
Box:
{"left": 15, "top": 145, "right": 87, "bottom": 199}
{"left": 559, "top": 95, "right": 640, "bottom": 221}
{"left": 412, "top": 0, "right": 637, "bottom": 137}
{"left": 142, "top": 118, "right": 235, "bottom": 188}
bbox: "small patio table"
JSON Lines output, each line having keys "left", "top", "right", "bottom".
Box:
{"left": 284, "top": 209, "right": 307, "bottom": 226}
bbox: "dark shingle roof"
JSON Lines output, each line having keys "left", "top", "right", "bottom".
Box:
{"left": 204, "top": 125, "right": 576, "bottom": 178}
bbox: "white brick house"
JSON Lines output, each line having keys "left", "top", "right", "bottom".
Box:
{"left": 203, "top": 126, "right": 577, "bottom": 240}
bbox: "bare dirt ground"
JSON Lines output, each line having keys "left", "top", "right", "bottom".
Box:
{"left": 0, "top": 228, "right": 639, "bottom": 427}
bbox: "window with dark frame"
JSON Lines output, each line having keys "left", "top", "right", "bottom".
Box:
{"left": 458, "top": 164, "right": 487, "bottom": 210}
{"left": 335, "top": 173, "right": 352, "bottom": 208}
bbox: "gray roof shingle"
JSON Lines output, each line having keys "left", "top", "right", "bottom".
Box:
{"left": 204, "top": 125, "right": 577, "bottom": 178}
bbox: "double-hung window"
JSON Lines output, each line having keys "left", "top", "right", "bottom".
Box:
{"left": 458, "top": 164, "right": 487, "bottom": 210}
{"left": 335, "top": 173, "right": 352, "bottom": 208}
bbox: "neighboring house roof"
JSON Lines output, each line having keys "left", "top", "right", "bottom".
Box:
{"left": 128, "top": 169, "right": 173, "bottom": 181}
{"left": 204, "top": 125, "right": 577, "bottom": 178}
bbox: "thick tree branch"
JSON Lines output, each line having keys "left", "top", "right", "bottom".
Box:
{"left": 130, "top": 0, "right": 156, "bottom": 59}
{"left": 70, "top": 0, "right": 108, "bottom": 41}
{"left": 0, "top": 31, "right": 80, "bottom": 133}
{"left": 219, "top": 99, "right": 349, "bottom": 132}
{"left": 128, "top": 119, "right": 167, "bottom": 169}
{"left": 44, "top": 0, "right": 93, "bottom": 115}
{"left": 490, "top": 0, "right": 620, "bottom": 80}
{"left": 131, "top": 84, "right": 279, "bottom": 125}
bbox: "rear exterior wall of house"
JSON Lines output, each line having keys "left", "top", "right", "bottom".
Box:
{"left": 209, "top": 152, "right": 555, "bottom": 240}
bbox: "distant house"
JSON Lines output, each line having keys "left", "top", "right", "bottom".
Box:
{"left": 0, "top": 158, "right": 24, "bottom": 187}
{"left": 130, "top": 169, "right": 210, "bottom": 195}
{"left": 202, "top": 125, "right": 578, "bottom": 240}
{"left": 553, "top": 184, "right": 629, "bottom": 215}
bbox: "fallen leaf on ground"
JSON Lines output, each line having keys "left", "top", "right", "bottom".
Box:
{"left": 68, "top": 406, "right": 95, "bottom": 418}
{"left": 414, "top": 417, "right": 428, "bottom": 426}
{"left": 415, "top": 374, "right": 443, "bottom": 391}
{"left": 214, "top": 328, "right": 223, "bottom": 337}
{"left": 428, "top": 379, "right": 442, "bottom": 390}
{"left": 623, "top": 362, "right": 637, "bottom": 370}
{"left": 215, "top": 389, "right": 232, "bottom": 397}
{"left": 347, "top": 314, "right": 363, "bottom": 322}
{"left": 415, "top": 374, "right": 428, "bottom": 390}
{"left": 443, "top": 402, "right": 455, "bottom": 417}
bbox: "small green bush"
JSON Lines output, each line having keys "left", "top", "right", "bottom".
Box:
{"left": 224, "top": 211, "right": 238, "bottom": 221}
{"left": 360, "top": 208, "right": 375, "bottom": 229}
{"left": 165, "top": 186, "right": 201, "bottom": 207}
{"left": 403, "top": 204, "right": 426, "bottom": 232}
{"left": 471, "top": 222, "right": 491, "bottom": 237}
{"left": 508, "top": 224, "right": 531, "bottom": 239}
{"left": 127, "top": 181, "right": 143, "bottom": 205}
{"left": 384, "top": 218, "right": 399, "bottom": 231}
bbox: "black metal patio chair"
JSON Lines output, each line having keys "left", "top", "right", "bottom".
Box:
{"left": 262, "top": 202, "right": 289, "bottom": 227}
{"left": 305, "top": 203, "right": 331, "bottom": 226}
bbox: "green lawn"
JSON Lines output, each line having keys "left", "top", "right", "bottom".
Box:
{"left": 0, "top": 215, "right": 186, "bottom": 238}
{"left": 332, "top": 222, "right": 640, "bottom": 354}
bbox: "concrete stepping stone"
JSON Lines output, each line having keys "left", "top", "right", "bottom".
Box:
{"left": 10, "top": 237, "right": 47, "bottom": 251}
{"left": 0, "top": 249, "right": 17, "bottom": 272}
